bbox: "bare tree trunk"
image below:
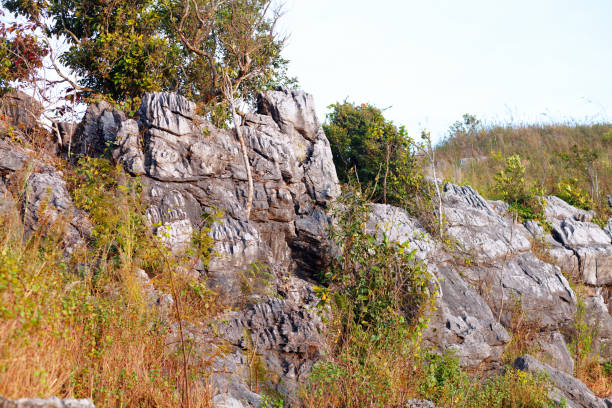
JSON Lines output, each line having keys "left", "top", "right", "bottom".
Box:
{"left": 224, "top": 79, "right": 254, "bottom": 219}
{"left": 383, "top": 142, "right": 390, "bottom": 204}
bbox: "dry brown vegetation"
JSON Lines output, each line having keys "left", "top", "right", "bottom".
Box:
{"left": 0, "top": 157, "right": 218, "bottom": 407}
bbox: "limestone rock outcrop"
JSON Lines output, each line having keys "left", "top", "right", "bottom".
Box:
{"left": 5, "top": 87, "right": 611, "bottom": 406}
{"left": 72, "top": 88, "right": 338, "bottom": 405}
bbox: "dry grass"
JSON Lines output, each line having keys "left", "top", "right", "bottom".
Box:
{"left": 0, "top": 158, "right": 217, "bottom": 407}
{"left": 435, "top": 122, "right": 612, "bottom": 221}
{"left": 578, "top": 361, "right": 612, "bottom": 398}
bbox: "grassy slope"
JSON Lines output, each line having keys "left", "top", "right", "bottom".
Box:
{"left": 434, "top": 122, "right": 612, "bottom": 221}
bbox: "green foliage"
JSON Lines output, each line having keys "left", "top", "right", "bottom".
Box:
{"left": 492, "top": 154, "right": 545, "bottom": 222}
{"left": 570, "top": 294, "right": 597, "bottom": 375}
{"left": 68, "top": 157, "right": 162, "bottom": 277}
{"left": 323, "top": 101, "right": 423, "bottom": 205}
{"left": 302, "top": 185, "right": 436, "bottom": 407}
{"left": 419, "top": 352, "right": 557, "bottom": 408}
{"left": 322, "top": 185, "right": 433, "bottom": 337}
{"left": 556, "top": 179, "right": 594, "bottom": 211}
{"left": 2, "top": 0, "right": 293, "bottom": 121}
{"left": 260, "top": 395, "right": 284, "bottom": 408}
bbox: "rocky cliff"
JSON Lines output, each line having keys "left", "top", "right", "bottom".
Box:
{"left": 1, "top": 89, "right": 611, "bottom": 408}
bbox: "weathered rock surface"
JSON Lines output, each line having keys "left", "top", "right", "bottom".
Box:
{"left": 213, "top": 298, "right": 324, "bottom": 405}
{"left": 83, "top": 90, "right": 341, "bottom": 302}
{"left": 442, "top": 183, "right": 577, "bottom": 331}
{"left": 20, "top": 86, "right": 610, "bottom": 406}
{"left": 0, "top": 397, "right": 94, "bottom": 408}
{"left": 584, "top": 293, "right": 612, "bottom": 362}
{"left": 69, "top": 100, "right": 126, "bottom": 156}
{"left": 0, "top": 91, "right": 43, "bottom": 131}
{"left": 0, "top": 138, "right": 90, "bottom": 252}
{"left": 514, "top": 355, "right": 608, "bottom": 408}
{"left": 367, "top": 203, "right": 511, "bottom": 369}
{"left": 75, "top": 88, "right": 339, "bottom": 404}
{"left": 535, "top": 331, "right": 575, "bottom": 374}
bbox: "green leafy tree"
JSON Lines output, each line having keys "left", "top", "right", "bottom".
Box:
{"left": 2, "top": 0, "right": 294, "bottom": 114}
{"left": 557, "top": 144, "right": 600, "bottom": 201}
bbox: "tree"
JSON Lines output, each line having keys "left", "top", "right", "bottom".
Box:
{"left": 492, "top": 154, "right": 545, "bottom": 222}
{"left": 558, "top": 145, "right": 600, "bottom": 201}
{"left": 168, "top": 0, "right": 286, "bottom": 219}
{"left": 2, "top": 0, "right": 294, "bottom": 120}
{"left": 0, "top": 13, "right": 48, "bottom": 92}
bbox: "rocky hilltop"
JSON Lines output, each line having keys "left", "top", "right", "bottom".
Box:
{"left": 1, "top": 89, "right": 611, "bottom": 408}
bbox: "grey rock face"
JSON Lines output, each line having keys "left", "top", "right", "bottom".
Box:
{"left": 0, "top": 139, "right": 28, "bottom": 171}
{"left": 68, "top": 100, "right": 126, "bottom": 156}
{"left": 545, "top": 195, "right": 595, "bottom": 223}
{"left": 424, "top": 262, "right": 511, "bottom": 369}
{"left": 0, "top": 138, "right": 90, "bottom": 253}
{"left": 367, "top": 204, "right": 438, "bottom": 260}
{"left": 78, "top": 89, "right": 338, "bottom": 403}
{"left": 0, "top": 397, "right": 95, "bottom": 408}
{"left": 367, "top": 203, "right": 510, "bottom": 369}
{"left": 214, "top": 298, "right": 325, "bottom": 401}
{"left": 535, "top": 331, "right": 575, "bottom": 374}
{"left": 23, "top": 170, "right": 91, "bottom": 254}
{"left": 442, "top": 183, "right": 576, "bottom": 331}
{"left": 97, "top": 90, "right": 340, "bottom": 299}
{"left": 552, "top": 218, "right": 612, "bottom": 286}
{"left": 584, "top": 294, "right": 612, "bottom": 362}
{"left": 514, "top": 355, "right": 608, "bottom": 408}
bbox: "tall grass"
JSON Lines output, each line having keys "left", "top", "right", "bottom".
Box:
{"left": 0, "top": 157, "right": 216, "bottom": 407}
{"left": 435, "top": 121, "right": 612, "bottom": 222}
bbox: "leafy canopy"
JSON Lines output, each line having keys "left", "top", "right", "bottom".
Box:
{"left": 2, "top": 0, "right": 295, "bottom": 121}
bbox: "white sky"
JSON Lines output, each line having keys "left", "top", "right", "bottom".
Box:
{"left": 279, "top": 0, "right": 612, "bottom": 142}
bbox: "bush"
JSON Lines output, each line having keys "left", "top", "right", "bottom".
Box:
{"left": 323, "top": 102, "right": 423, "bottom": 206}
{"left": 302, "top": 185, "right": 434, "bottom": 407}
{"left": 556, "top": 179, "right": 594, "bottom": 211}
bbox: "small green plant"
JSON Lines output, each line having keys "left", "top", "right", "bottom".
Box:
{"left": 492, "top": 154, "right": 546, "bottom": 222}
{"left": 556, "top": 179, "right": 594, "bottom": 211}
{"left": 260, "top": 395, "right": 284, "bottom": 408}
{"left": 570, "top": 293, "right": 597, "bottom": 376}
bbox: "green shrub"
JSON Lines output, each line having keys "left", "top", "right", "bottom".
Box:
{"left": 492, "top": 154, "right": 546, "bottom": 222}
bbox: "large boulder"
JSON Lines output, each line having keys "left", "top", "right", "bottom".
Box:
{"left": 96, "top": 90, "right": 340, "bottom": 301}
{"left": 83, "top": 89, "right": 339, "bottom": 403}
{"left": 367, "top": 204, "right": 511, "bottom": 369}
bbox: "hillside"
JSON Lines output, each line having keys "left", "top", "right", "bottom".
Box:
{"left": 0, "top": 90, "right": 611, "bottom": 408}
{"left": 435, "top": 118, "right": 612, "bottom": 222}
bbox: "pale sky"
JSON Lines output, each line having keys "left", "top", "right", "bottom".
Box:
{"left": 279, "top": 0, "right": 612, "bottom": 142}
